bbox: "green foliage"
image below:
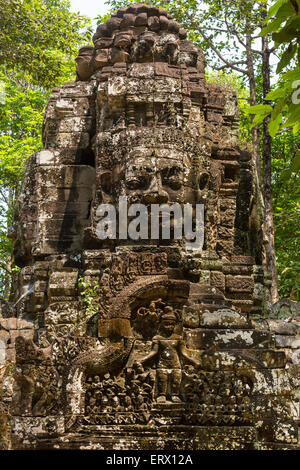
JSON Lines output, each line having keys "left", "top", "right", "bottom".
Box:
{"left": 250, "top": 0, "right": 300, "bottom": 136}
{"left": 0, "top": 0, "right": 92, "bottom": 297}
{"left": 0, "top": 72, "right": 47, "bottom": 188}
{"left": 0, "top": 71, "right": 48, "bottom": 298}
{"left": 272, "top": 132, "right": 300, "bottom": 300}
{"left": 250, "top": 69, "right": 300, "bottom": 136}
{"left": 78, "top": 277, "right": 99, "bottom": 317}
{"left": 0, "top": 0, "right": 92, "bottom": 88}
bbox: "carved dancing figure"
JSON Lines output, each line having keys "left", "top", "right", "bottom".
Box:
{"left": 140, "top": 310, "right": 200, "bottom": 403}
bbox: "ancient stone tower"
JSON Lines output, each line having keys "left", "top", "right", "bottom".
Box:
{"left": 0, "top": 3, "right": 299, "bottom": 450}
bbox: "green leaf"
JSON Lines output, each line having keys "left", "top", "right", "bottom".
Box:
{"left": 269, "top": 113, "right": 282, "bottom": 137}
{"left": 252, "top": 114, "right": 267, "bottom": 126}
{"left": 272, "top": 98, "right": 286, "bottom": 118}
{"left": 293, "top": 121, "right": 300, "bottom": 134}
{"left": 265, "top": 88, "right": 285, "bottom": 100}
{"left": 282, "top": 69, "right": 300, "bottom": 82}
{"left": 284, "top": 104, "right": 300, "bottom": 127}
{"left": 246, "top": 104, "right": 273, "bottom": 115}
{"left": 273, "top": 28, "right": 299, "bottom": 43}
{"left": 261, "top": 17, "right": 287, "bottom": 35}
{"left": 267, "top": 0, "right": 287, "bottom": 19}
{"left": 276, "top": 43, "right": 297, "bottom": 73}
{"left": 276, "top": 1, "right": 297, "bottom": 20}
{"left": 291, "top": 152, "right": 300, "bottom": 171}
{"left": 284, "top": 16, "right": 300, "bottom": 30}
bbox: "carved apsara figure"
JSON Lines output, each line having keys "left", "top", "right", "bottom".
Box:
{"left": 141, "top": 310, "right": 200, "bottom": 403}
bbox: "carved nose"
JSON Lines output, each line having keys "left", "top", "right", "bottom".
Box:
{"left": 142, "top": 176, "right": 169, "bottom": 204}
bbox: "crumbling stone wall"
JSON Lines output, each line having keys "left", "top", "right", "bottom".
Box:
{"left": 0, "top": 4, "right": 299, "bottom": 450}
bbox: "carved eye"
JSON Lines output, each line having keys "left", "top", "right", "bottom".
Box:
{"left": 161, "top": 167, "right": 183, "bottom": 190}
{"left": 168, "top": 176, "right": 182, "bottom": 190}
{"left": 125, "top": 176, "right": 148, "bottom": 190}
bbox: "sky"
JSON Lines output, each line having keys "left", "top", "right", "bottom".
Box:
{"left": 69, "top": 0, "right": 110, "bottom": 20}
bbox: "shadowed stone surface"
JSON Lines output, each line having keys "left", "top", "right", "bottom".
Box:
{"left": 0, "top": 4, "right": 299, "bottom": 451}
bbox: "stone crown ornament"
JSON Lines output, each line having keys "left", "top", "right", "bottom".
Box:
{"left": 75, "top": 3, "right": 192, "bottom": 81}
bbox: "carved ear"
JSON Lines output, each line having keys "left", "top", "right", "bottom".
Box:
{"left": 100, "top": 171, "right": 113, "bottom": 195}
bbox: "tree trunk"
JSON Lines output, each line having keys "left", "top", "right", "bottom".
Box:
{"left": 246, "top": 33, "right": 261, "bottom": 185}
{"left": 261, "top": 10, "right": 279, "bottom": 303}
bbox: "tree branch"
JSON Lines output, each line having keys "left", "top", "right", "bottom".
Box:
{"left": 214, "top": 61, "right": 248, "bottom": 70}
{"left": 204, "top": 27, "right": 231, "bottom": 33}
{"left": 223, "top": 15, "right": 247, "bottom": 50}
{"left": 0, "top": 263, "right": 11, "bottom": 275}
{"left": 0, "top": 189, "right": 9, "bottom": 206}
{"left": 190, "top": 21, "right": 248, "bottom": 75}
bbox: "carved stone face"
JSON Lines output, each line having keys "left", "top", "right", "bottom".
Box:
{"left": 120, "top": 150, "right": 186, "bottom": 205}
{"left": 90, "top": 122, "right": 217, "bottom": 254}
{"left": 95, "top": 137, "right": 211, "bottom": 246}
{"left": 160, "top": 318, "right": 176, "bottom": 336}
{"left": 75, "top": 46, "right": 94, "bottom": 81}
{"left": 155, "top": 34, "right": 180, "bottom": 64}
{"left": 130, "top": 32, "right": 180, "bottom": 64}
{"left": 99, "top": 144, "right": 197, "bottom": 208}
